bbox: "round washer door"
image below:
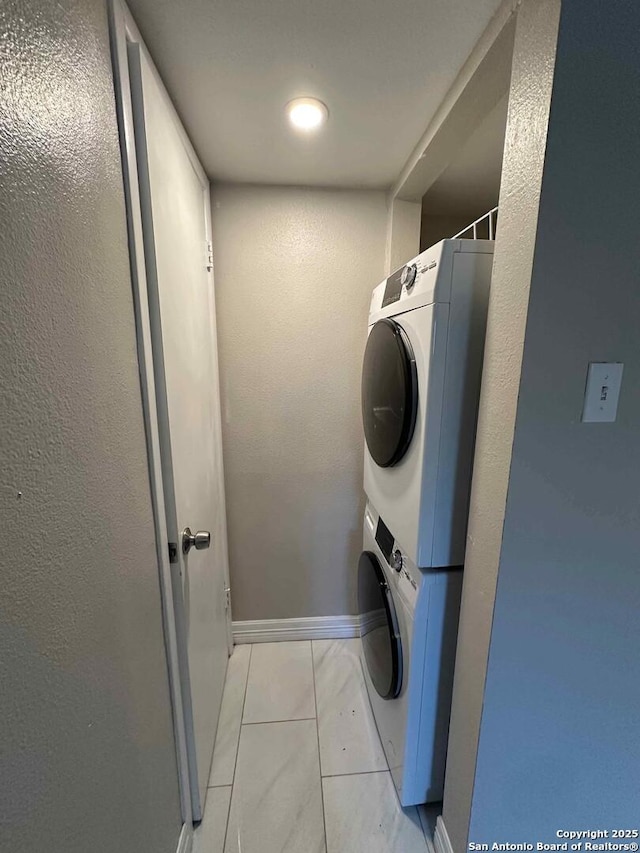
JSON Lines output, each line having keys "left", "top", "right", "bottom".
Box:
{"left": 361, "top": 318, "right": 418, "bottom": 467}
{"left": 357, "top": 550, "right": 402, "bottom": 699}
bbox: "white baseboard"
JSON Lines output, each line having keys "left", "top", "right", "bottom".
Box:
{"left": 176, "top": 822, "right": 192, "bottom": 853}
{"left": 232, "top": 615, "right": 361, "bottom": 644}
{"left": 434, "top": 816, "right": 454, "bottom": 853}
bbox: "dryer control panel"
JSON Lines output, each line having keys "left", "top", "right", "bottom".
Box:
{"left": 372, "top": 241, "right": 446, "bottom": 317}
{"left": 369, "top": 238, "right": 494, "bottom": 325}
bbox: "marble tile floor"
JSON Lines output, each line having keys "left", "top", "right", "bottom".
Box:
{"left": 193, "top": 638, "right": 440, "bottom": 853}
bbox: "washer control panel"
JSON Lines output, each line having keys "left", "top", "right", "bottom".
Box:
{"left": 370, "top": 504, "right": 421, "bottom": 610}
{"left": 390, "top": 549, "right": 404, "bottom": 572}
{"left": 396, "top": 562, "right": 419, "bottom": 609}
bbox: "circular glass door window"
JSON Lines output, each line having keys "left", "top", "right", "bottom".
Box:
{"left": 358, "top": 550, "right": 402, "bottom": 699}
{"left": 361, "top": 318, "right": 418, "bottom": 468}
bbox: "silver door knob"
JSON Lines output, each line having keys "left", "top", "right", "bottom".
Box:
{"left": 181, "top": 527, "right": 211, "bottom": 554}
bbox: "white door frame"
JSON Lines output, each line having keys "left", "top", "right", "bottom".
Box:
{"left": 108, "top": 0, "right": 233, "bottom": 839}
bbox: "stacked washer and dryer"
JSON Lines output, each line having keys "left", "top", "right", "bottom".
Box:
{"left": 357, "top": 238, "right": 494, "bottom": 806}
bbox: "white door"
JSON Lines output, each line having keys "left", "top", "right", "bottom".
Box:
{"left": 128, "top": 44, "right": 231, "bottom": 820}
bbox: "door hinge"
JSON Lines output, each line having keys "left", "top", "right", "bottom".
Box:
{"left": 224, "top": 587, "right": 231, "bottom": 611}
{"left": 168, "top": 541, "right": 179, "bottom": 564}
{"left": 206, "top": 240, "right": 213, "bottom": 272}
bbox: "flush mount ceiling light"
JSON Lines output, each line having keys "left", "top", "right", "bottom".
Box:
{"left": 286, "top": 97, "right": 328, "bottom": 131}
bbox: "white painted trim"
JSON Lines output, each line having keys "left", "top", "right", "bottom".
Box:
{"left": 434, "top": 816, "right": 455, "bottom": 853}
{"left": 233, "top": 615, "right": 361, "bottom": 644}
{"left": 202, "top": 183, "right": 234, "bottom": 655}
{"left": 107, "top": 0, "right": 193, "bottom": 826}
{"left": 176, "top": 822, "right": 193, "bottom": 853}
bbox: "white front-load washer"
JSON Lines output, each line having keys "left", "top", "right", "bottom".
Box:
{"left": 358, "top": 501, "right": 462, "bottom": 806}
{"left": 362, "top": 238, "right": 494, "bottom": 568}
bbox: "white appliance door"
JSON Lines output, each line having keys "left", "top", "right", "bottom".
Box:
{"left": 129, "top": 45, "right": 230, "bottom": 820}
{"left": 362, "top": 303, "right": 449, "bottom": 566}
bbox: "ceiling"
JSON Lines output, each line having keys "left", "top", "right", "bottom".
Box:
{"left": 126, "top": 0, "right": 505, "bottom": 189}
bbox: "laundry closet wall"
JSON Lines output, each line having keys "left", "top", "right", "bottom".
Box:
{"left": 444, "top": 0, "right": 640, "bottom": 845}
{"left": 0, "top": 1, "right": 181, "bottom": 851}
{"left": 211, "top": 185, "right": 387, "bottom": 621}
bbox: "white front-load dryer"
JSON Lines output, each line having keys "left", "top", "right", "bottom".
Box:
{"left": 361, "top": 238, "right": 494, "bottom": 568}
{"left": 358, "top": 501, "right": 462, "bottom": 806}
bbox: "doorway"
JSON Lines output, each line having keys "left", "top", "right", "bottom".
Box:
{"left": 109, "top": 0, "right": 232, "bottom": 830}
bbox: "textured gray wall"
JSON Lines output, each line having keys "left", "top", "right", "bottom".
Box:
{"left": 211, "top": 185, "right": 387, "bottom": 621}
{"left": 386, "top": 198, "right": 421, "bottom": 273}
{"left": 420, "top": 214, "right": 475, "bottom": 251}
{"left": 446, "top": 0, "right": 640, "bottom": 847}
{"left": 0, "top": 2, "right": 181, "bottom": 851}
{"left": 442, "top": 1, "right": 561, "bottom": 849}
{"left": 469, "top": 0, "right": 640, "bottom": 839}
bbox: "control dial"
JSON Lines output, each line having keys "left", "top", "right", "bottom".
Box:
{"left": 400, "top": 263, "right": 417, "bottom": 290}
{"left": 390, "top": 549, "right": 404, "bottom": 572}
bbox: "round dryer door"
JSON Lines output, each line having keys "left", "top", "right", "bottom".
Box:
{"left": 358, "top": 551, "right": 402, "bottom": 699}
{"left": 361, "top": 318, "right": 418, "bottom": 467}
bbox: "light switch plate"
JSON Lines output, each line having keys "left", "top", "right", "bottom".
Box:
{"left": 581, "top": 362, "right": 624, "bottom": 423}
